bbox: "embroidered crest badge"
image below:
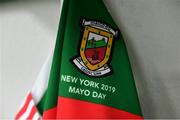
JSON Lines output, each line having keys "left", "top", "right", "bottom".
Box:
{"left": 73, "top": 19, "right": 118, "bottom": 77}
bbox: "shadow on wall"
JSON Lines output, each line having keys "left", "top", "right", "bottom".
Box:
{"left": 113, "top": 16, "right": 176, "bottom": 119}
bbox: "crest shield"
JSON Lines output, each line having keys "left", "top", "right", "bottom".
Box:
{"left": 73, "top": 19, "right": 118, "bottom": 77}
{"left": 80, "top": 26, "right": 113, "bottom": 71}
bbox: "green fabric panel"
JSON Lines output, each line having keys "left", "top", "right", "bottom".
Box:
{"left": 57, "top": 0, "right": 142, "bottom": 116}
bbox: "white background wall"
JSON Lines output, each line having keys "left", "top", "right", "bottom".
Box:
{"left": 0, "top": 0, "right": 60, "bottom": 118}
{"left": 1, "top": 0, "right": 180, "bottom": 119}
